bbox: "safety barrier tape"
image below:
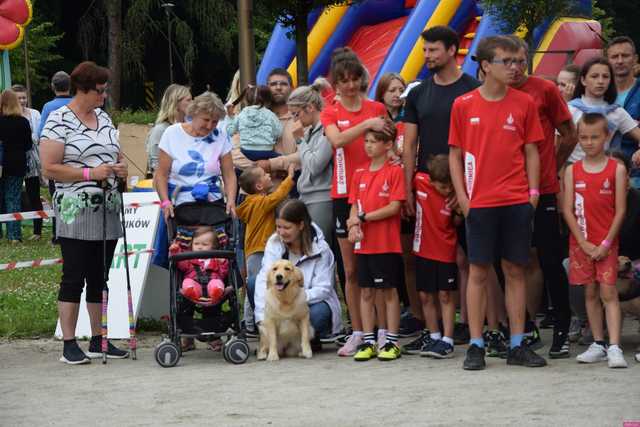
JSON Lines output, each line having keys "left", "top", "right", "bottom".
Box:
{"left": 0, "top": 249, "right": 154, "bottom": 272}
{"left": 0, "top": 200, "right": 162, "bottom": 223}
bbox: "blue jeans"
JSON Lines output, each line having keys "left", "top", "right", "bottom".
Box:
{"left": 0, "top": 176, "right": 24, "bottom": 241}
{"left": 246, "top": 276, "right": 332, "bottom": 338}
{"left": 240, "top": 148, "right": 280, "bottom": 161}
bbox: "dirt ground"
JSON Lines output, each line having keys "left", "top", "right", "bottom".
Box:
{"left": 1, "top": 326, "right": 639, "bottom": 427}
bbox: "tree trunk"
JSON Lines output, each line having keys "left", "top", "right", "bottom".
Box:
{"left": 525, "top": 33, "right": 535, "bottom": 75}
{"left": 295, "top": 11, "right": 309, "bottom": 86}
{"left": 105, "top": 0, "right": 122, "bottom": 110}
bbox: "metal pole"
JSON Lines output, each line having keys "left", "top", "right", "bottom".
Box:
{"left": 162, "top": 3, "right": 175, "bottom": 84}
{"left": 237, "top": 0, "right": 256, "bottom": 88}
{"left": 22, "top": 28, "right": 32, "bottom": 107}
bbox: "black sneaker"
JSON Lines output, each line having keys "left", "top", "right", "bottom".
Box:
{"left": 398, "top": 315, "right": 423, "bottom": 338}
{"left": 486, "top": 330, "right": 508, "bottom": 359}
{"left": 320, "top": 330, "right": 347, "bottom": 344}
{"left": 87, "top": 336, "right": 130, "bottom": 359}
{"left": 507, "top": 345, "right": 547, "bottom": 367}
{"left": 245, "top": 327, "right": 259, "bottom": 339}
{"left": 539, "top": 313, "right": 555, "bottom": 329}
{"left": 335, "top": 327, "right": 353, "bottom": 347}
{"left": 401, "top": 330, "right": 429, "bottom": 355}
{"left": 463, "top": 344, "right": 486, "bottom": 370}
{"left": 522, "top": 325, "right": 543, "bottom": 350}
{"left": 419, "top": 335, "right": 438, "bottom": 357}
{"left": 453, "top": 322, "right": 470, "bottom": 345}
{"left": 425, "top": 339, "right": 454, "bottom": 359}
{"left": 59, "top": 340, "right": 90, "bottom": 365}
{"left": 549, "top": 329, "right": 570, "bottom": 359}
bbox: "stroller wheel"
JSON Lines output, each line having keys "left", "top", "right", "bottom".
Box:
{"left": 155, "top": 341, "right": 180, "bottom": 368}
{"left": 223, "top": 337, "right": 250, "bottom": 364}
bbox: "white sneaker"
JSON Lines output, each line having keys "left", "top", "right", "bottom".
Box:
{"left": 576, "top": 342, "right": 607, "bottom": 363}
{"left": 337, "top": 333, "right": 363, "bottom": 357}
{"left": 607, "top": 345, "right": 628, "bottom": 368}
{"left": 377, "top": 330, "right": 387, "bottom": 350}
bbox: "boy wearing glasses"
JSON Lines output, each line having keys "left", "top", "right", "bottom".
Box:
{"left": 448, "top": 36, "right": 546, "bottom": 370}
{"left": 506, "top": 36, "right": 577, "bottom": 359}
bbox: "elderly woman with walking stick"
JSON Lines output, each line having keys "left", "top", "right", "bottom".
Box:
{"left": 41, "top": 61, "right": 129, "bottom": 365}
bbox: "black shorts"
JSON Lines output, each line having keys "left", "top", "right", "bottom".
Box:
{"left": 465, "top": 202, "right": 533, "bottom": 265}
{"left": 456, "top": 221, "right": 467, "bottom": 255}
{"left": 333, "top": 198, "right": 351, "bottom": 238}
{"left": 415, "top": 257, "right": 458, "bottom": 293}
{"left": 357, "top": 253, "right": 404, "bottom": 289}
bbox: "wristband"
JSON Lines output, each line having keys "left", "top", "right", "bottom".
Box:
{"left": 358, "top": 212, "right": 366, "bottom": 223}
{"left": 160, "top": 200, "right": 172, "bottom": 209}
{"left": 601, "top": 239, "right": 611, "bottom": 248}
{"left": 529, "top": 189, "right": 540, "bottom": 197}
{"left": 82, "top": 168, "right": 91, "bottom": 181}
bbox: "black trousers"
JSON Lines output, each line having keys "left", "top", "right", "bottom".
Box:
{"left": 533, "top": 194, "right": 571, "bottom": 331}
{"left": 58, "top": 238, "right": 117, "bottom": 303}
{"left": 24, "top": 176, "right": 43, "bottom": 235}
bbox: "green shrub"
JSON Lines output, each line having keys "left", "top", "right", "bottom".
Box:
{"left": 110, "top": 109, "right": 157, "bottom": 126}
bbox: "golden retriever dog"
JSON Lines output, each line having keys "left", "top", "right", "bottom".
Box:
{"left": 257, "top": 260, "right": 314, "bottom": 361}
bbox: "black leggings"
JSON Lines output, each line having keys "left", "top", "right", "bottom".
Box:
{"left": 24, "top": 176, "right": 43, "bottom": 235}
{"left": 58, "top": 238, "right": 117, "bottom": 303}
{"left": 533, "top": 194, "right": 571, "bottom": 331}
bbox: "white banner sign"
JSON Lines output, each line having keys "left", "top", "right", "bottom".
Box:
{"left": 55, "top": 192, "right": 160, "bottom": 339}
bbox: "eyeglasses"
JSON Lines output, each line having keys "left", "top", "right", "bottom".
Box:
{"left": 268, "top": 81, "right": 290, "bottom": 88}
{"left": 491, "top": 58, "right": 527, "bottom": 67}
{"left": 93, "top": 86, "right": 109, "bottom": 95}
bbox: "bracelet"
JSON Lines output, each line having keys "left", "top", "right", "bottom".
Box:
{"left": 601, "top": 239, "right": 611, "bottom": 248}
{"left": 82, "top": 168, "right": 91, "bottom": 181}
{"left": 529, "top": 189, "right": 540, "bottom": 197}
{"left": 160, "top": 200, "right": 172, "bottom": 209}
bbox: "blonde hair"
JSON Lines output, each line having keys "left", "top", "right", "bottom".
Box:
{"left": 1, "top": 90, "right": 22, "bottom": 116}
{"left": 226, "top": 70, "right": 241, "bottom": 104}
{"left": 187, "top": 91, "right": 226, "bottom": 120}
{"left": 287, "top": 82, "right": 325, "bottom": 111}
{"left": 156, "top": 84, "right": 191, "bottom": 125}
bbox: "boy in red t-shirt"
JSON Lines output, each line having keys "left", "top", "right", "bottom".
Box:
{"left": 563, "top": 113, "right": 628, "bottom": 368}
{"left": 412, "top": 155, "right": 462, "bottom": 359}
{"left": 449, "top": 36, "right": 546, "bottom": 370}
{"left": 347, "top": 124, "right": 406, "bottom": 361}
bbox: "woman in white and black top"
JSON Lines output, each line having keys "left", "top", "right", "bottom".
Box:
{"left": 41, "top": 61, "right": 130, "bottom": 365}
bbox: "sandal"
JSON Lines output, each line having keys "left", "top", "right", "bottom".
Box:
{"left": 181, "top": 338, "right": 196, "bottom": 352}
{"left": 208, "top": 339, "right": 223, "bottom": 352}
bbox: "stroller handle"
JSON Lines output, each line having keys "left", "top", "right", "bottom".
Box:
{"left": 170, "top": 249, "right": 236, "bottom": 262}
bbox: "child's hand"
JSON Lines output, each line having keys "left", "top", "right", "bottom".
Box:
{"left": 287, "top": 163, "right": 296, "bottom": 178}
{"left": 348, "top": 225, "right": 362, "bottom": 244}
{"left": 579, "top": 240, "right": 597, "bottom": 257}
{"left": 346, "top": 215, "right": 360, "bottom": 229}
{"left": 291, "top": 120, "right": 305, "bottom": 140}
{"left": 591, "top": 244, "right": 610, "bottom": 261}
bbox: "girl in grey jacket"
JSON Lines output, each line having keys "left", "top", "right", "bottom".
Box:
{"left": 287, "top": 84, "right": 334, "bottom": 243}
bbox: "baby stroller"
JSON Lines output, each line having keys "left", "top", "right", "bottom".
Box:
{"left": 154, "top": 200, "right": 250, "bottom": 367}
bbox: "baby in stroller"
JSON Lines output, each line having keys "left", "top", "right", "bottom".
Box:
{"left": 170, "top": 226, "right": 231, "bottom": 305}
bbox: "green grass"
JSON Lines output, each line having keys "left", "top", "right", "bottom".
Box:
{"left": 0, "top": 223, "right": 61, "bottom": 338}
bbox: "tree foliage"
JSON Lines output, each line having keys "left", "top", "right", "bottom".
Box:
{"left": 121, "top": 0, "right": 236, "bottom": 81}
{"left": 9, "top": 21, "right": 64, "bottom": 101}
{"left": 592, "top": 0, "right": 614, "bottom": 41}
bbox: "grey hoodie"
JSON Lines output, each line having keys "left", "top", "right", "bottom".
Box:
{"left": 297, "top": 122, "right": 333, "bottom": 204}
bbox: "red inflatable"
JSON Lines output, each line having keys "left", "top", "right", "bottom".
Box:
{"left": 0, "top": 0, "right": 32, "bottom": 50}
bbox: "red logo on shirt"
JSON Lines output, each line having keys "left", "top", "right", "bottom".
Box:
{"left": 600, "top": 178, "right": 612, "bottom": 195}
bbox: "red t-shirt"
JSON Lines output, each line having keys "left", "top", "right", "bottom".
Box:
{"left": 413, "top": 173, "right": 457, "bottom": 263}
{"left": 517, "top": 77, "right": 572, "bottom": 194}
{"left": 321, "top": 99, "right": 387, "bottom": 199}
{"left": 394, "top": 121, "right": 405, "bottom": 154}
{"left": 448, "top": 87, "right": 544, "bottom": 208}
{"left": 570, "top": 158, "right": 618, "bottom": 246}
{"left": 348, "top": 161, "right": 406, "bottom": 254}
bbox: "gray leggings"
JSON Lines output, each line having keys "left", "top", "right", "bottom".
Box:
{"left": 305, "top": 201, "right": 334, "bottom": 244}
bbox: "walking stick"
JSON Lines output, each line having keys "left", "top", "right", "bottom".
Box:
{"left": 101, "top": 181, "right": 109, "bottom": 365}
{"left": 119, "top": 180, "right": 137, "bottom": 360}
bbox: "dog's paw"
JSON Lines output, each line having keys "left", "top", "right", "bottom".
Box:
{"left": 299, "top": 349, "right": 312, "bottom": 359}
{"left": 266, "top": 352, "right": 280, "bottom": 362}
{"left": 256, "top": 350, "right": 267, "bottom": 360}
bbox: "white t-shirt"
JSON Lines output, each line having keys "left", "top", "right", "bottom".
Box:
{"left": 158, "top": 123, "right": 232, "bottom": 205}
{"left": 568, "top": 95, "right": 638, "bottom": 163}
